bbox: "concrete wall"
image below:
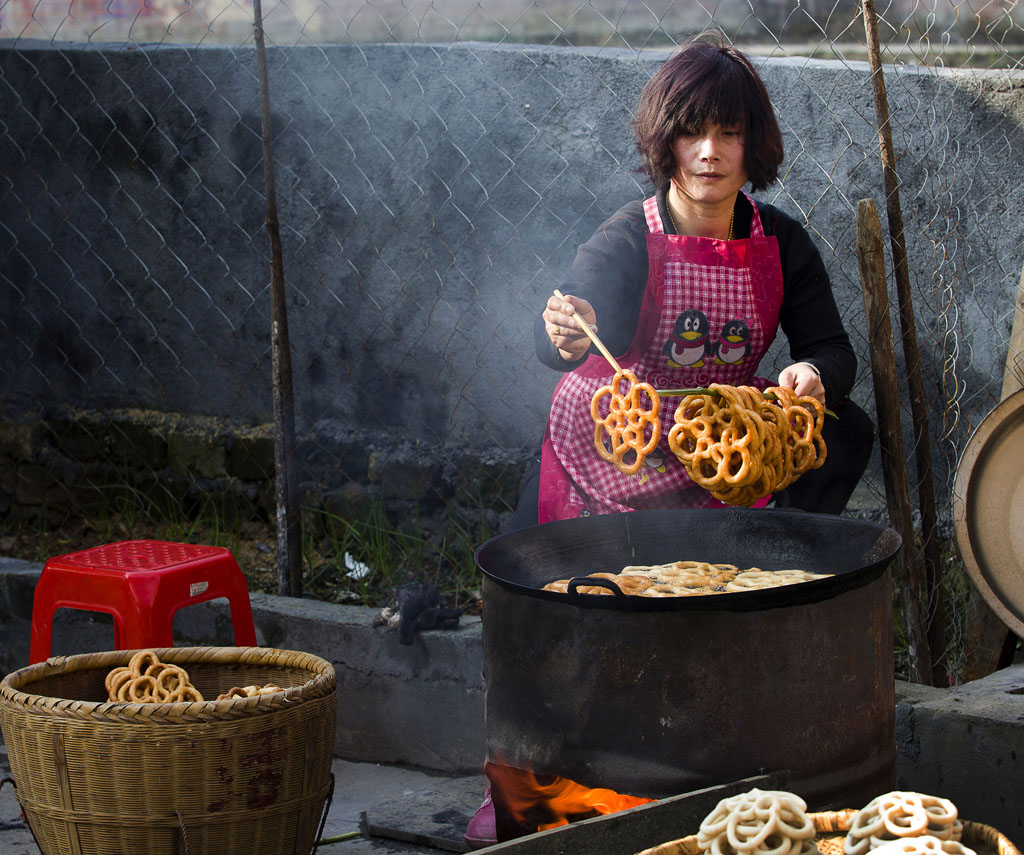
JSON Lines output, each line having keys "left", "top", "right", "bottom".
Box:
{"left": 2, "top": 42, "right": 1023, "bottom": 509}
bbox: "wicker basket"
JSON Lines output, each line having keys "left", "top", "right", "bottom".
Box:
{"left": 0, "top": 646, "right": 337, "bottom": 855}
{"left": 636, "top": 810, "right": 1021, "bottom": 855}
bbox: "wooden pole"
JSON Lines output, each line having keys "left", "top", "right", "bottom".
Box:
{"left": 253, "top": 1, "right": 303, "bottom": 598}
{"left": 857, "top": 199, "right": 933, "bottom": 685}
{"left": 861, "top": 0, "right": 946, "bottom": 684}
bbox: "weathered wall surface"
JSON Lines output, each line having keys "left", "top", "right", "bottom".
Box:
{"left": 2, "top": 42, "right": 1023, "bottom": 518}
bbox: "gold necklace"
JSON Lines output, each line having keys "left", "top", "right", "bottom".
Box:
{"left": 667, "top": 200, "right": 735, "bottom": 240}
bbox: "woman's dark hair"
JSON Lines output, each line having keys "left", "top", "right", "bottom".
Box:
{"left": 632, "top": 34, "right": 784, "bottom": 192}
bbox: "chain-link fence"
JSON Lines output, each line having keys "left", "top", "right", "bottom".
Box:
{"left": 2, "top": 0, "right": 1023, "bottom": 676}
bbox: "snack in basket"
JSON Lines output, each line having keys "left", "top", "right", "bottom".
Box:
{"left": 541, "top": 561, "right": 832, "bottom": 597}
{"left": 696, "top": 788, "right": 819, "bottom": 855}
{"left": 870, "top": 839, "right": 976, "bottom": 855}
{"left": 105, "top": 650, "right": 204, "bottom": 703}
{"left": 216, "top": 684, "right": 284, "bottom": 700}
{"left": 844, "top": 792, "right": 963, "bottom": 855}
{"left": 591, "top": 368, "right": 662, "bottom": 475}
{"left": 667, "top": 383, "right": 826, "bottom": 506}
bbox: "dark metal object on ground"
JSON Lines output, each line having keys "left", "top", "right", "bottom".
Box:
{"left": 395, "top": 582, "right": 463, "bottom": 645}
{"left": 476, "top": 508, "right": 901, "bottom": 810}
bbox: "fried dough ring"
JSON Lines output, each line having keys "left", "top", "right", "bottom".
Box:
{"left": 128, "top": 650, "right": 161, "bottom": 675}
{"left": 698, "top": 789, "right": 818, "bottom": 855}
{"left": 126, "top": 675, "right": 159, "bottom": 702}
{"left": 615, "top": 575, "right": 654, "bottom": 594}
{"left": 575, "top": 571, "right": 619, "bottom": 595}
{"left": 247, "top": 684, "right": 283, "bottom": 696}
{"left": 218, "top": 686, "right": 250, "bottom": 700}
{"left": 643, "top": 583, "right": 694, "bottom": 597}
{"left": 165, "top": 684, "right": 204, "bottom": 703}
{"left": 216, "top": 684, "right": 282, "bottom": 700}
{"left": 107, "top": 669, "right": 134, "bottom": 699}
{"left": 845, "top": 793, "right": 962, "bottom": 855}
{"left": 541, "top": 579, "right": 571, "bottom": 593}
{"left": 105, "top": 666, "right": 131, "bottom": 694}
{"left": 591, "top": 369, "right": 661, "bottom": 476}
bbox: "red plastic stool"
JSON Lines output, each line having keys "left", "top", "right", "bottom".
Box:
{"left": 29, "top": 540, "right": 258, "bottom": 663}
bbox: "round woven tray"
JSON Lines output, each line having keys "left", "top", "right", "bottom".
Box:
{"left": 636, "top": 810, "right": 1021, "bottom": 855}
{"left": 0, "top": 646, "right": 337, "bottom": 855}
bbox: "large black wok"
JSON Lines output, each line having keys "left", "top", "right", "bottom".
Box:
{"left": 475, "top": 507, "right": 902, "bottom": 808}
{"left": 476, "top": 507, "right": 901, "bottom": 610}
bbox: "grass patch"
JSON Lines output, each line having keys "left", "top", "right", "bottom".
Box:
{"left": 1, "top": 489, "right": 488, "bottom": 615}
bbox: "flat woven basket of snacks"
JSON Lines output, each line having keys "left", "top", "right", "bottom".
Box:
{"left": 0, "top": 645, "right": 337, "bottom": 855}
{"left": 636, "top": 790, "right": 1020, "bottom": 855}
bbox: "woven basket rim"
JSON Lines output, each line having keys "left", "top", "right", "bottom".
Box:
{"left": 0, "top": 645, "right": 336, "bottom": 722}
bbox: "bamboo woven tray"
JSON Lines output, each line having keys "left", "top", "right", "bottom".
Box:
{"left": 636, "top": 810, "right": 1021, "bottom": 855}
{"left": 0, "top": 646, "right": 337, "bottom": 855}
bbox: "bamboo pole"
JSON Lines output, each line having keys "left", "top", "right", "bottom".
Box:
{"left": 253, "top": 1, "right": 303, "bottom": 598}
{"left": 861, "top": 0, "right": 945, "bottom": 684}
{"left": 857, "top": 199, "right": 932, "bottom": 685}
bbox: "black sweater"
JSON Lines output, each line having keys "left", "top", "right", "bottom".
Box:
{"left": 535, "top": 189, "right": 856, "bottom": 407}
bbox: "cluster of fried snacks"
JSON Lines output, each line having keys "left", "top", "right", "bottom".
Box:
{"left": 668, "top": 384, "right": 826, "bottom": 506}
{"left": 105, "top": 650, "right": 203, "bottom": 703}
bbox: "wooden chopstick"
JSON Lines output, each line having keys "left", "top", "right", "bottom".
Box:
{"left": 552, "top": 289, "right": 622, "bottom": 374}
{"left": 551, "top": 294, "right": 836, "bottom": 419}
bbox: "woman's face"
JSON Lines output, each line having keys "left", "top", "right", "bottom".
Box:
{"left": 671, "top": 122, "right": 748, "bottom": 208}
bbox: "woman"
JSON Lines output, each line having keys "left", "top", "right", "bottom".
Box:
{"left": 465, "top": 35, "right": 873, "bottom": 850}
{"left": 512, "top": 34, "right": 872, "bottom": 529}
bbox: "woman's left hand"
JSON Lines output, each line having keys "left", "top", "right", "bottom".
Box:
{"left": 778, "top": 362, "right": 825, "bottom": 405}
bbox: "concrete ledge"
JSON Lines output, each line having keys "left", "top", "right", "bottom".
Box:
{"left": 0, "top": 556, "right": 485, "bottom": 774}
{"left": 896, "top": 669, "right": 1024, "bottom": 844}
{"left": 1, "top": 555, "right": 1021, "bottom": 844}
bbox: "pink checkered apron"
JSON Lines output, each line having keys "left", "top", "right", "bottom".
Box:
{"left": 537, "top": 192, "right": 785, "bottom": 523}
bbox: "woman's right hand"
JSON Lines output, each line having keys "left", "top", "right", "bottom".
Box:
{"left": 544, "top": 294, "right": 597, "bottom": 363}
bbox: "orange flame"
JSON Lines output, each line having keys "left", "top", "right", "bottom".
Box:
{"left": 486, "top": 761, "right": 655, "bottom": 832}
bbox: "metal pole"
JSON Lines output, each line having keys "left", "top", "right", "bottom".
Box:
{"left": 861, "top": 0, "right": 946, "bottom": 684}
{"left": 253, "top": 0, "right": 303, "bottom": 598}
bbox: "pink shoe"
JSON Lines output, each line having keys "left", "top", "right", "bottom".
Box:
{"left": 464, "top": 786, "right": 497, "bottom": 849}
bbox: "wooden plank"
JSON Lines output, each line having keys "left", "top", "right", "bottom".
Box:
{"left": 862, "top": 0, "right": 946, "bottom": 686}
{"left": 856, "top": 198, "right": 932, "bottom": 684}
